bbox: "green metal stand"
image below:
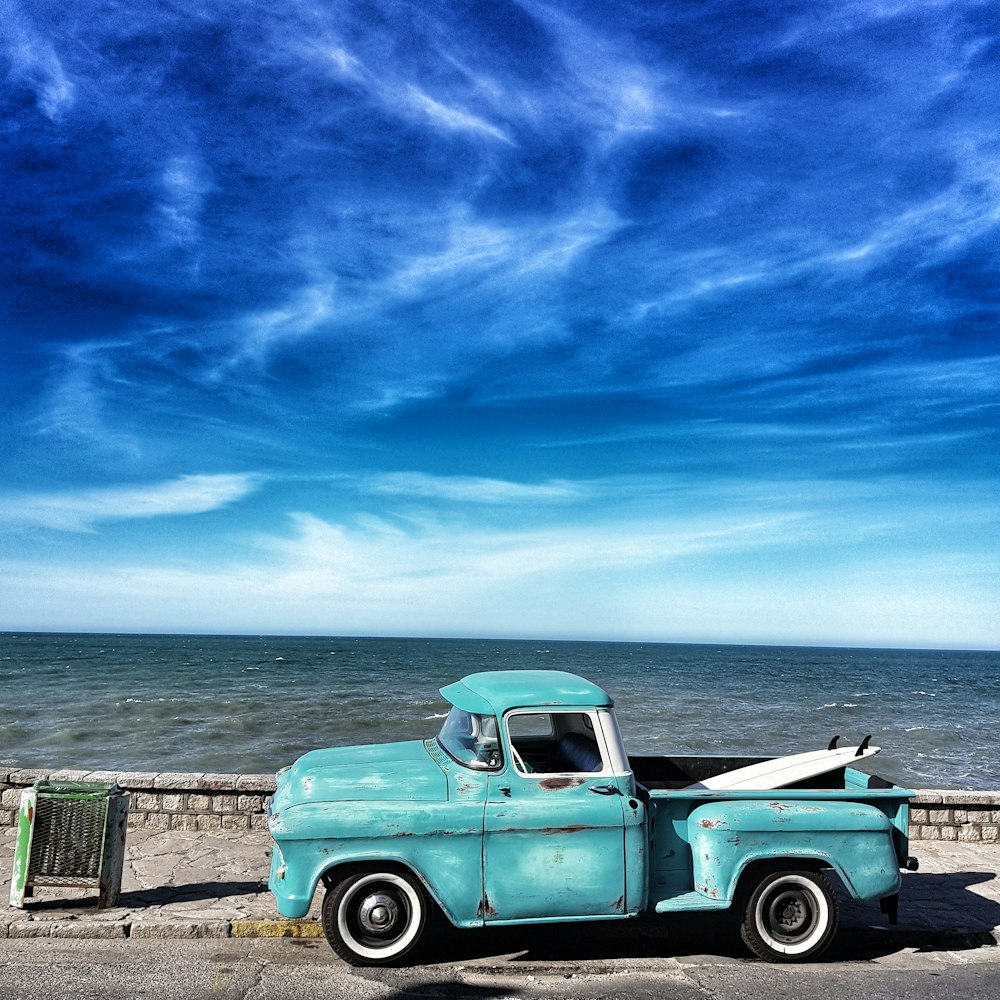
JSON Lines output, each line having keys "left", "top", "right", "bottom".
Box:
{"left": 9, "top": 780, "right": 129, "bottom": 910}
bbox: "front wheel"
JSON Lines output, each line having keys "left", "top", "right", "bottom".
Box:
{"left": 322, "top": 870, "right": 427, "bottom": 966}
{"left": 740, "top": 868, "right": 838, "bottom": 962}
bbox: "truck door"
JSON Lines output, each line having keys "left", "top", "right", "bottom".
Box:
{"left": 482, "top": 710, "right": 628, "bottom": 921}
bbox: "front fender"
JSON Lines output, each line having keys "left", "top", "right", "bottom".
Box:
{"left": 687, "top": 799, "right": 902, "bottom": 904}
{"left": 268, "top": 799, "right": 486, "bottom": 926}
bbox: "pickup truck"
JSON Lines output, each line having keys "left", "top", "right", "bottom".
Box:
{"left": 267, "top": 670, "right": 915, "bottom": 965}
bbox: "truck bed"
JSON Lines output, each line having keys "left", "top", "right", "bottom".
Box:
{"left": 628, "top": 754, "right": 897, "bottom": 792}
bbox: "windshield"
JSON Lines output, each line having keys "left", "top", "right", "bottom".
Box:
{"left": 437, "top": 707, "right": 501, "bottom": 770}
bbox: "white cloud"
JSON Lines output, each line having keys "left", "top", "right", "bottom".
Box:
{"left": 404, "top": 85, "right": 514, "bottom": 144}
{"left": 368, "top": 472, "right": 582, "bottom": 504}
{"left": 0, "top": 474, "right": 257, "bottom": 532}
{"left": 159, "top": 155, "right": 213, "bottom": 246}
{"left": 2, "top": 2, "right": 75, "bottom": 120}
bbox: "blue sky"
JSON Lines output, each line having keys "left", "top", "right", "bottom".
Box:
{"left": 2, "top": 0, "right": 998, "bottom": 648}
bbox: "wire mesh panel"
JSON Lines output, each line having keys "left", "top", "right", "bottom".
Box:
{"left": 27, "top": 792, "right": 109, "bottom": 885}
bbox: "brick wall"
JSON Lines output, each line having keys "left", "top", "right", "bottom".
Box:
{"left": 3, "top": 768, "right": 998, "bottom": 841}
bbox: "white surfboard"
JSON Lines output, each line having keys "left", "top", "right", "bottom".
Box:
{"left": 683, "top": 738, "right": 880, "bottom": 791}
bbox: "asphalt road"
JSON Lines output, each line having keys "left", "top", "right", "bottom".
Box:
{"left": 1, "top": 934, "right": 999, "bottom": 1000}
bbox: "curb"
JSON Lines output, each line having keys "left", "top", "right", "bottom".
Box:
{"left": 1, "top": 918, "right": 997, "bottom": 953}
{"left": 1, "top": 918, "right": 322, "bottom": 941}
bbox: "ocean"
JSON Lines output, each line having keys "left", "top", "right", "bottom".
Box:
{"left": 1, "top": 633, "right": 997, "bottom": 790}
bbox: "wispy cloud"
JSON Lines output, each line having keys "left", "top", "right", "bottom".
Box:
{"left": 2, "top": 1, "right": 75, "bottom": 120}
{"left": 368, "top": 472, "right": 581, "bottom": 504}
{"left": 0, "top": 475, "right": 257, "bottom": 532}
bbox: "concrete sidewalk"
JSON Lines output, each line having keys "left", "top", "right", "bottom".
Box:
{"left": 2, "top": 826, "right": 999, "bottom": 959}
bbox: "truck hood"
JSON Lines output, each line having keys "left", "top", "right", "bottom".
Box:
{"left": 273, "top": 739, "right": 447, "bottom": 806}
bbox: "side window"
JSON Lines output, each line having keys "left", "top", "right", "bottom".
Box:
{"left": 506, "top": 711, "right": 605, "bottom": 775}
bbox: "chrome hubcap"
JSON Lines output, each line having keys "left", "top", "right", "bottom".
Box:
{"left": 359, "top": 892, "right": 399, "bottom": 934}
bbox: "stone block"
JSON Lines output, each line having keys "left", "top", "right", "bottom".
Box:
{"left": 940, "top": 826, "right": 958, "bottom": 841}
{"left": 114, "top": 771, "right": 160, "bottom": 789}
{"left": 920, "top": 825, "right": 941, "bottom": 841}
{"left": 250, "top": 813, "right": 271, "bottom": 830}
{"left": 187, "top": 793, "right": 213, "bottom": 812}
{"left": 231, "top": 919, "right": 322, "bottom": 939}
{"left": 1, "top": 788, "right": 24, "bottom": 809}
{"left": 82, "top": 771, "right": 120, "bottom": 784}
{"left": 237, "top": 795, "right": 264, "bottom": 813}
{"left": 9, "top": 768, "right": 49, "bottom": 785}
{"left": 195, "top": 813, "right": 223, "bottom": 831}
{"left": 1, "top": 808, "right": 15, "bottom": 827}
{"left": 143, "top": 812, "right": 170, "bottom": 831}
{"left": 236, "top": 774, "right": 277, "bottom": 793}
{"left": 169, "top": 814, "right": 202, "bottom": 831}
{"left": 46, "top": 769, "right": 92, "bottom": 782}
{"left": 126, "top": 812, "right": 146, "bottom": 830}
{"left": 957, "top": 824, "right": 982, "bottom": 842}
{"left": 980, "top": 825, "right": 999, "bottom": 842}
{"left": 203, "top": 774, "right": 239, "bottom": 791}
{"left": 953, "top": 809, "right": 969, "bottom": 823}
{"left": 131, "top": 920, "right": 230, "bottom": 939}
{"left": 211, "top": 794, "right": 238, "bottom": 814}
{"left": 222, "top": 813, "right": 251, "bottom": 831}
{"left": 913, "top": 791, "right": 944, "bottom": 805}
{"left": 928, "top": 809, "right": 952, "bottom": 824}
{"left": 50, "top": 921, "right": 127, "bottom": 939}
{"left": 154, "top": 773, "right": 206, "bottom": 790}
{"left": 7, "top": 921, "right": 52, "bottom": 938}
{"left": 909, "top": 808, "right": 928, "bottom": 825}
{"left": 160, "top": 794, "right": 184, "bottom": 812}
{"left": 133, "top": 792, "right": 160, "bottom": 812}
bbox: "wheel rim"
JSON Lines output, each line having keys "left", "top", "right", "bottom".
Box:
{"left": 337, "top": 874, "right": 422, "bottom": 960}
{"left": 754, "top": 875, "right": 829, "bottom": 955}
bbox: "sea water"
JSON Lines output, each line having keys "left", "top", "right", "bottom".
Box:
{"left": 1, "top": 633, "right": 997, "bottom": 789}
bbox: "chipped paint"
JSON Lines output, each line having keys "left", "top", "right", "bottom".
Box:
{"left": 539, "top": 776, "right": 584, "bottom": 791}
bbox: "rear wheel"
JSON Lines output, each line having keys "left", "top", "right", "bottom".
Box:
{"left": 322, "top": 869, "right": 427, "bottom": 966}
{"left": 739, "top": 868, "right": 838, "bottom": 962}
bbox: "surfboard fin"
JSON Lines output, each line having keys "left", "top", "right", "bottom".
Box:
{"left": 856, "top": 734, "right": 872, "bottom": 756}
{"left": 828, "top": 735, "right": 840, "bottom": 751}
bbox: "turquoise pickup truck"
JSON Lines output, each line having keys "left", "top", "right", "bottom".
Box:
{"left": 267, "top": 670, "right": 915, "bottom": 965}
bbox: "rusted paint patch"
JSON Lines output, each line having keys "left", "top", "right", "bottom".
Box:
{"left": 695, "top": 881, "right": 720, "bottom": 899}
{"left": 539, "top": 776, "right": 584, "bottom": 791}
{"left": 540, "top": 824, "right": 590, "bottom": 836}
{"left": 484, "top": 897, "right": 497, "bottom": 918}
{"left": 698, "top": 817, "right": 724, "bottom": 828}
{"left": 612, "top": 894, "right": 624, "bottom": 911}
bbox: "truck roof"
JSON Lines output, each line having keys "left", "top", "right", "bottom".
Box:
{"left": 440, "top": 670, "right": 613, "bottom": 715}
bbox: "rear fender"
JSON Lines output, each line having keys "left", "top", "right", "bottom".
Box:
{"left": 688, "top": 799, "right": 902, "bottom": 904}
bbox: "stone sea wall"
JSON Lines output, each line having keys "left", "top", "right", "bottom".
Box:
{"left": 0, "top": 768, "right": 275, "bottom": 832}
{"left": 2, "top": 767, "right": 998, "bottom": 841}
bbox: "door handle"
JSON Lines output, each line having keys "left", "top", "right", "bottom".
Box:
{"left": 589, "top": 784, "right": 621, "bottom": 795}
